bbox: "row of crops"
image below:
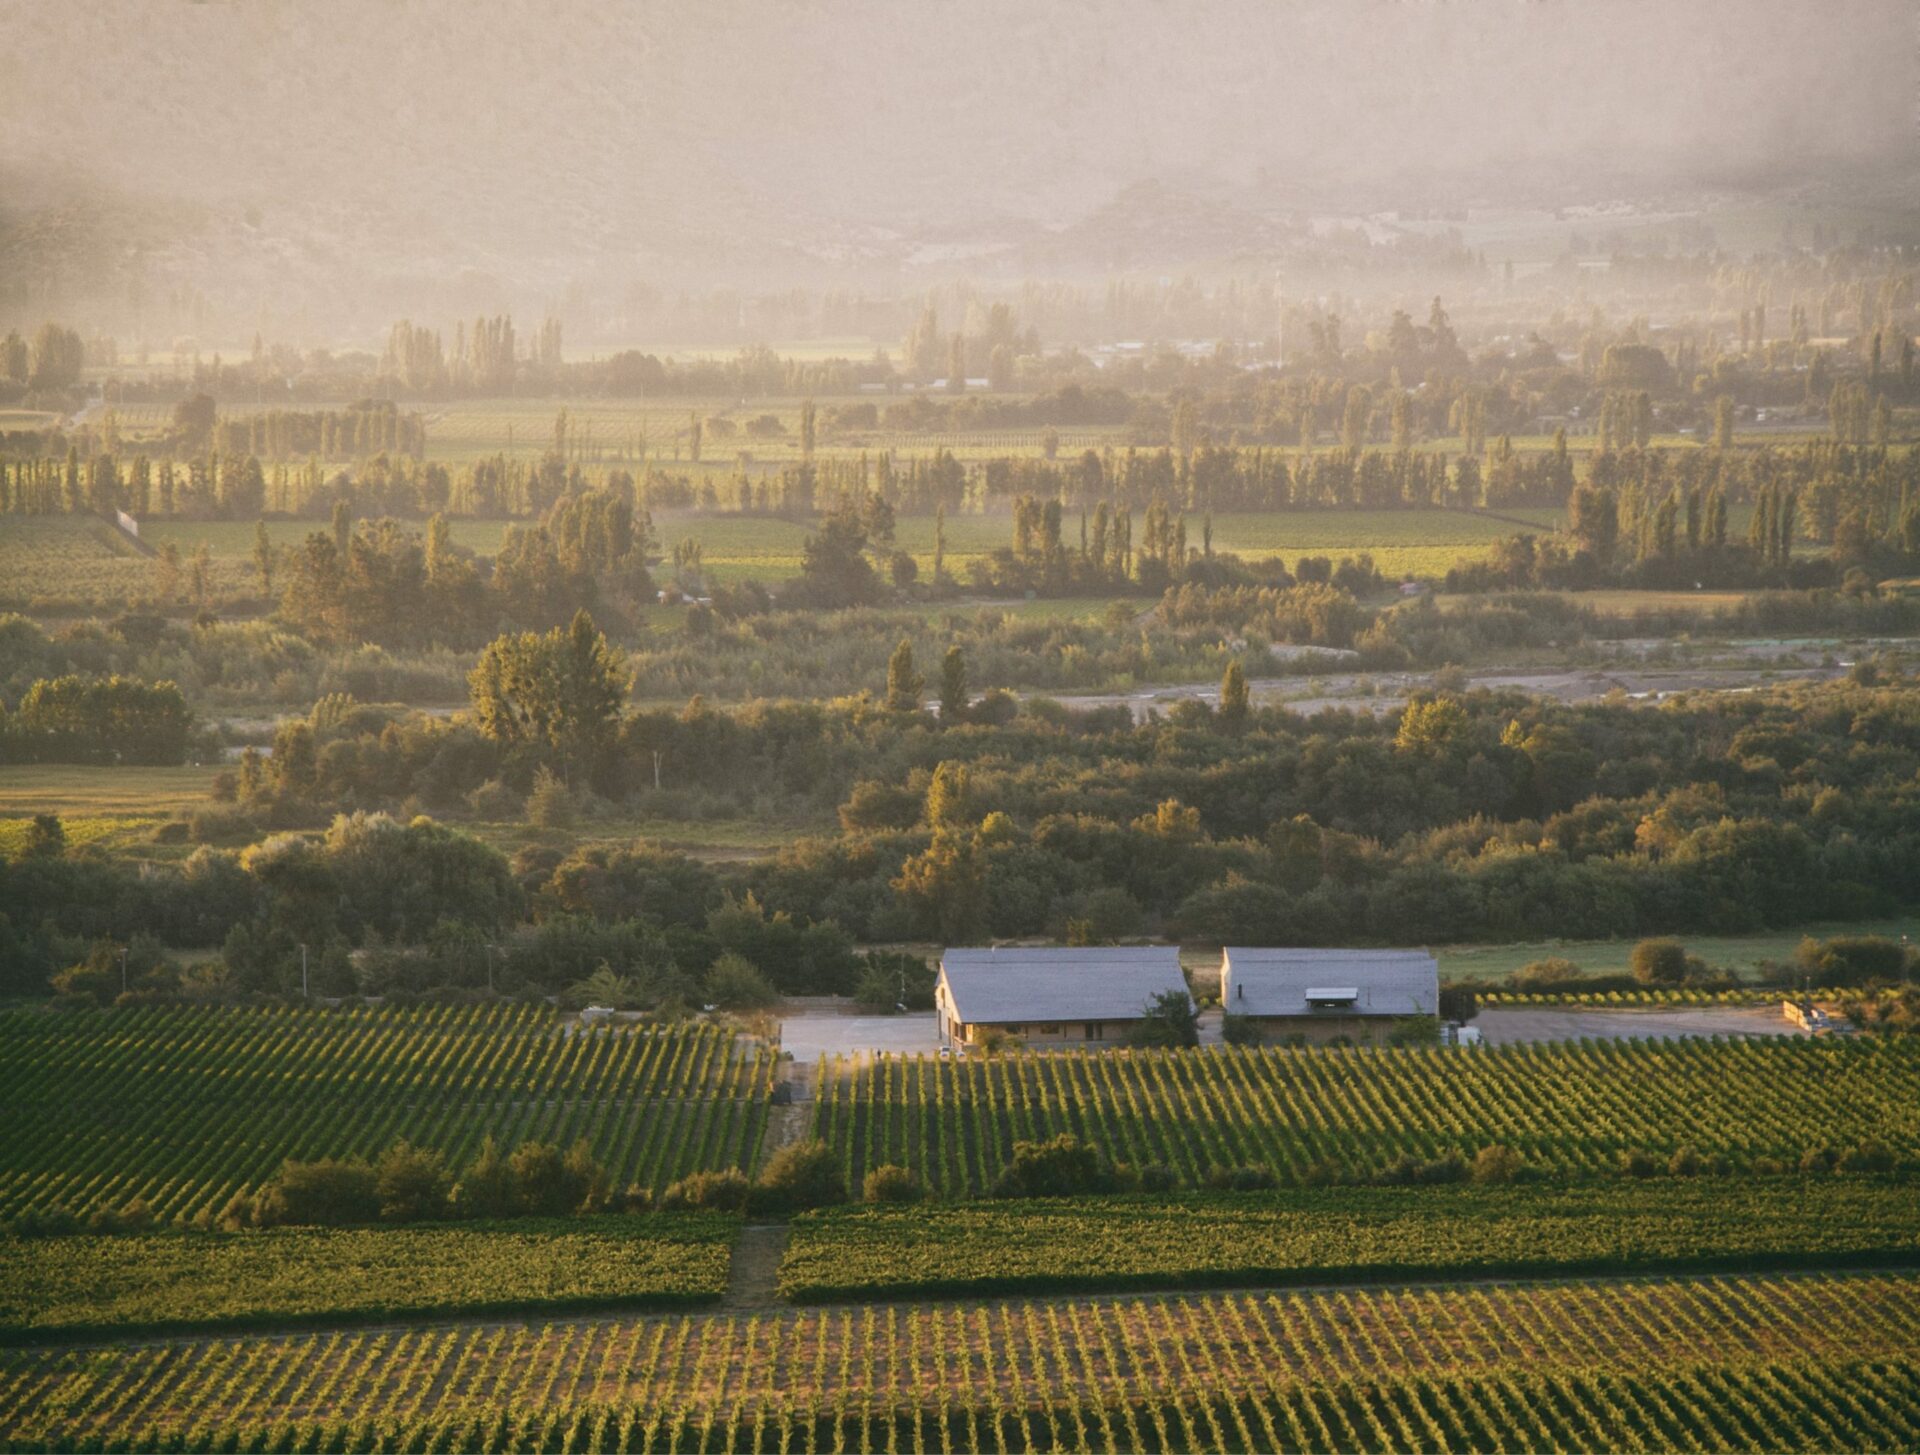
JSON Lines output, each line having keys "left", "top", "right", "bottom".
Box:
{"left": 0, "top": 1004, "right": 775, "bottom": 1223}
{"left": 0, "top": 1218, "right": 734, "bottom": 1341}
{"left": 776, "top": 1178, "right": 1920, "bottom": 1303}
{"left": 810, "top": 1037, "right": 1920, "bottom": 1193}
{"left": 2, "top": 1273, "right": 1914, "bottom": 1451}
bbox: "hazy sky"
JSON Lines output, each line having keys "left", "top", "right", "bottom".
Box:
{"left": 2, "top": 0, "right": 1914, "bottom": 228}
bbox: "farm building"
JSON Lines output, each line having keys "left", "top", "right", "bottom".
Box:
{"left": 1220, "top": 948, "right": 1438, "bottom": 1043}
{"left": 936, "top": 947, "right": 1191, "bottom": 1048}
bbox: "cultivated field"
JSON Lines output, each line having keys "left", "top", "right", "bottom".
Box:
{"left": 2, "top": 1271, "right": 1913, "bottom": 1451}
{"left": 0, "top": 1006, "right": 773, "bottom": 1224}
{"left": 0, "top": 1218, "right": 733, "bottom": 1340}
{"left": 780, "top": 1179, "right": 1920, "bottom": 1302}
{"left": 812, "top": 1038, "right": 1920, "bottom": 1194}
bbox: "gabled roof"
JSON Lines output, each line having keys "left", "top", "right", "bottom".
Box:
{"left": 1223, "top": 948, "right": 1437, "bottom": 1018}
{"left": 939, "top": 947, "right": 1189, "bottom": 1025}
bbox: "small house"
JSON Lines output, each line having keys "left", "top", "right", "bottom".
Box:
{"left": 935, "top": 947, "right": 1190, "bottom": 1048}
{"left": 1221, "top": 948, "right": 1438, "bottom": 1043}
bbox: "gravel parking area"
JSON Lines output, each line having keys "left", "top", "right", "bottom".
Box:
{"left": 1475, "top": 1005, "right": 1806, "bottom": 1045}
{"left": 779, "top": 1012, "right": 942, "bottom": 1062}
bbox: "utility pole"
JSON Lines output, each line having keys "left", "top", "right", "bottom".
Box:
{"left": 301, "top": 943, "right": 309, "bottom": 1000}
{"left": 119, "top": 945, "right": 128, "bottom": 996}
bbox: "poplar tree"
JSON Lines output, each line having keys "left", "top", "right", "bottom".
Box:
{"left": 885, "top": 639, "right": 923, "bottom": 713}
{"left": 938, "top": 646, "right": 968, "bottom": 724}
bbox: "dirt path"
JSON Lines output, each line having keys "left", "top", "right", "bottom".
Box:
{"left": 722, "top": 1060, "right": 815, "bottom": 1308}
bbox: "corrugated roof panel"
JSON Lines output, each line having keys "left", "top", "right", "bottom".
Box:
{"left": 1224, "top": 948, "right": 1437, "bottom": 1018}
{"left": 940, "top": 947, "right": 1188, "bottom": 1024}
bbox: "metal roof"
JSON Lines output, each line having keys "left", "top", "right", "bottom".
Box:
{"left": 1223, "top": 948, "right": 1437, "bottom": 1018}
{"left": 939, "top": 947, "right": 1189, "bottom": 1025}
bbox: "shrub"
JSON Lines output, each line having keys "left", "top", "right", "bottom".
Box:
{"left": 465, "top": 778, "right": 521, "bottom": 819}
{"left": 1666, "top": 1145, "right": 1702, "bottom": 1177}
{"left": 375, "top": 1140, "right": 451, "bottom": 1222}
{"left": 1630, "top": 938, "right": 1705, "bottom": 986}
{"left": 1618, "top": 1149, "right": 1660, "bottom": 1178}
{"left": 1134, "top": 1162, "right": 1180, "bottom": 1194}
{"left": 1796, "top": 935, "right": 1910, "bottom": 989}
{"left": 526, "top": 766, "right": 575, "bottom": 829}
{"left": 1205, "top": 1164, "right": 1277, "bottom": 1192}
{"left": 1836, "top": 1141, "right": 1894, "bottom": 1174}
{"left": 861, "top": 1164, "right": 927, "bottom": 1204}
{"left": 660, "top": 1168, "right": 751, "bottom": 1213}
{"left": 852, "top": 952, "right": 936, "bottom": 1013}
{"left": 255, "top": 1157, "right": 380, "bottom": 1227}
{"left": 1125, "top": 989, "right": 1200, "bottom": 1049}
{"left": 1800, "top": 1144, "right": 1839, "bottom": 1175}
{"left": 1471, "top": 1145, "right": 1524, "bottom": 1184}
{"left": 990, "top": 1135, "right": 1115, "bottom": 1199}
{"left": 452, "top": 1135, "right": 518, "bottom": 1219}
{"left": 7, "top": 1205, "right": 81, "bottom": 1239}
{"left": 1413, "top": 1153, "right": 1467, "bottom": 1185}
{"left": 1386, "top": 1014, "right": 1440, "bottom": 1047}
{"left": 84, "top": 1198, "right": 154, "bottom": 1235}
{"left": 706, "top": 951, "right": 779, "bottom": 1011}
{"left": 750, "top": 1139, "right": 848, "bottom": 1215}
{"left": 506, "top": 1137, "right": 608, "bottom": 1216}
{"left": 617, "top": 1183, "right": 655, "bottom": 1214}
{"left": 562, "top": 1138, "right": 612, "bottom": 1213}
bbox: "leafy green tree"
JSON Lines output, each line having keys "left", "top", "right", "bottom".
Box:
{"left": 862, "top": 1165, "right": 926, "bottom": 1203}
{"left": 705, "top": 950, "right": 778, "bottom": 1009}
{"left": 749, "top": 1138, "right": 846, "bottom": 1215}
{"left": 787, "top": 507, "right": 879, "bottom": 609}
{"left": 468, "top": 611, "right": 629, "bottom": 781}
{"left": 1396, "top": 695, "right": 1467, "bottom": 756}
{"left": 1126, "top": 988, "right": 1199, "bottom": 1048}
{"left": 375, "top": 1140, "right": 451, "bottom": 1223}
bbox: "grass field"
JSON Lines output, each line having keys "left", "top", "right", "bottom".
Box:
{"left": 1436, "top": 917, "right": 1920, "bottom": 982}
{"left": 0, "top": 763, "right": 224, "bottom": 817}
{"left": 0, "top": 764, "right": 226, "bottom": 860}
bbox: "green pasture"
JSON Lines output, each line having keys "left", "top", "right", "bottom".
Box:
{"left": 0, "top": 764, "right": 228, "bottom": 861}
{"left": 1437, "top": 918, "right": 1920, "bottom": 983}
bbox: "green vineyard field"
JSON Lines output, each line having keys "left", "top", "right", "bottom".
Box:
{"left": 811, "top": 1038, "right": 1920, "bottom": 1194}
{"left": 779, "top": 1178, "right": 1920, "bottom": 1303}
{"left": 0, "top": 1217, "right": 734, "bottom": 1341}
{"left": 1, "top": 1272, "right": 1914, "bottom": 1451}
{"left": 0, "top": 1004, "right": 774, "bottom": 1224}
